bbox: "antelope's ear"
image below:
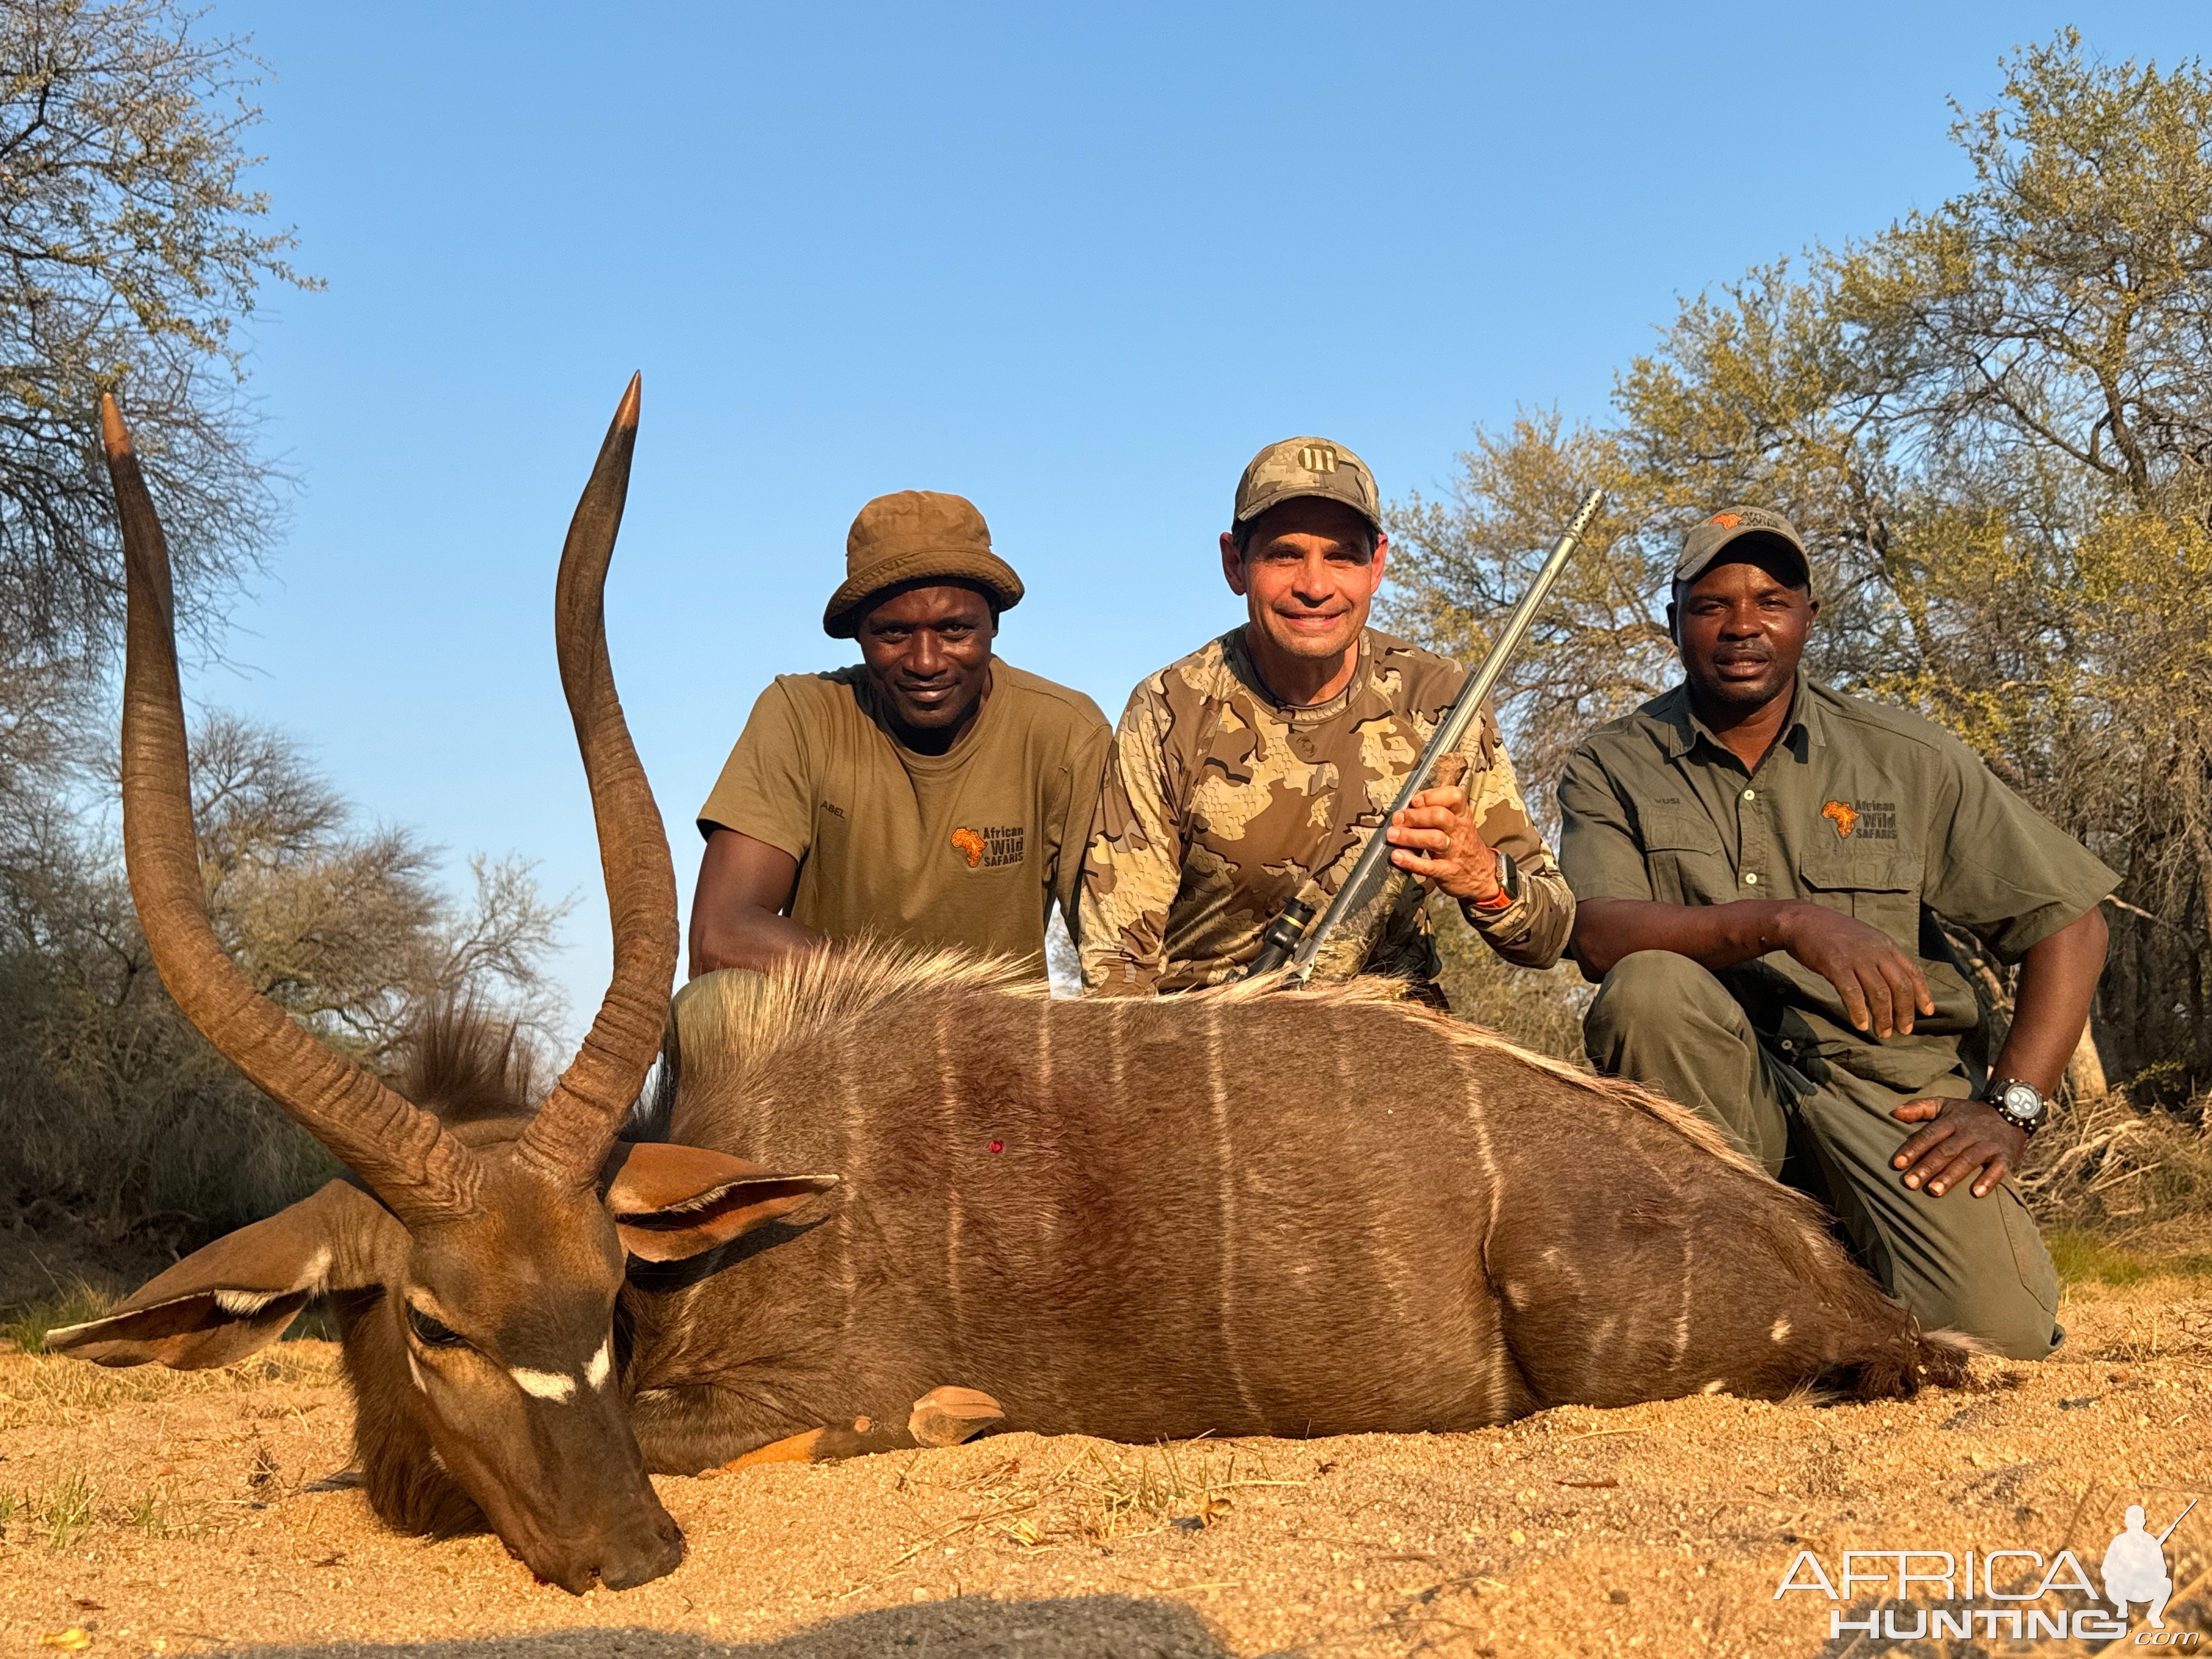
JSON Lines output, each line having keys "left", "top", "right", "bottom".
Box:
{"left": 602, "top": 1142, "right": 839, "bottom": 1263}
{"left": 45, "top": 1181, "right": 394, "bottom": 1370}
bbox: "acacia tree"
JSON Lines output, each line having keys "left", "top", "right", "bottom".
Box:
{"left": 0, "top": 713, "right": 573, "bottom": 1234}
{"left": 0, "top": 0, "right": 309, "bottom": 791}
{"left": 1387, "top": 32, "right": 2212, "bottom": 1091}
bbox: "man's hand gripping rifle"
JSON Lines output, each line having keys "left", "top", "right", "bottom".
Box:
{"left": 1241, "top": 488, "right": 1607, "bottom": 985}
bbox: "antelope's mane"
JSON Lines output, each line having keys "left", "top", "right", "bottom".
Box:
{"left": 662, "top": 941, "right": 1762, "bottom": 1182}
{"left": 668, "top": 939, "right": 1046, "bottom": 1103}
{"left": 395, "top": 1001, "right": 542, "bottom": 1125}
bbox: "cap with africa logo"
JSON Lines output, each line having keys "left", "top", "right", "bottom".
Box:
{"left": 1232, "top": 436, "right": 1382, "bottom": 535}
{"left": 1674, "top": 505, "right": 1812, "bottom": 594}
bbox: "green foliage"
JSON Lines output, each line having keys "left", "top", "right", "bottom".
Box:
{"left": 0, "top": 0, "right": 318, "bottom": 795}
{"left": 36, "top": 1470, "right": 94, "bottom": 1549}
{"left": 1429, "top": 895, "right": 1589, "bottom": 1062}
{"left": 0, "top": 1280, "right": 114, "bottom": 1353}
{"left": 0, "top": 711, "right": 568, "bottom": 1237}
{"left": 2045, "top": 1228, "right": 2212, "bottom": 1286}
{"left": 1385, "top": 30, "right": 2212, "bottom": 1091}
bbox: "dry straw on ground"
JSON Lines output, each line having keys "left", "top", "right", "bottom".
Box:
{"left": 0, "top": 1267, "right": 2204, "bottom": 1658}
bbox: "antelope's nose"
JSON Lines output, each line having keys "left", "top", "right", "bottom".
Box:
{"left": 596, "top": 1512, "right": 685, "bottom": 1591}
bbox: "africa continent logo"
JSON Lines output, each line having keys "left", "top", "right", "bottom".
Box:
{"left": 950, "top": 827, "right": 986, "bottom": 868}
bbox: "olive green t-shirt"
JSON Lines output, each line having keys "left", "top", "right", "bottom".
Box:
{"left": 697, "top": 660, "right": 1111, "bottom": 977}
{"left": 1556, "top": 673, "right": 2119, "bottom": 1093}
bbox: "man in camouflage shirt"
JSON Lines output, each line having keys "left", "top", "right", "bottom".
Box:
{"left": 1079, "top": 436, "right": 1573, "bottom": 995}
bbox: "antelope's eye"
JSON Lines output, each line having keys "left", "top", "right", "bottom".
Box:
{"left": 407, "top": 1305, "right": 467, "bottom": 1348}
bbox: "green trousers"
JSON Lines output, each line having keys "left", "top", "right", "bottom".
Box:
{"left": 1583, "top": 951, "right": 2061, "bottom": 1361}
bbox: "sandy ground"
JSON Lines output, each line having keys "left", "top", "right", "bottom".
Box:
{"left": 0, "top": 1278, "right": 2206, "bottom": 1659}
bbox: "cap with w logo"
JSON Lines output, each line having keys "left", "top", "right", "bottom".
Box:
{"left": 1232, "top": 436, "right": 1381, "bottom": 533}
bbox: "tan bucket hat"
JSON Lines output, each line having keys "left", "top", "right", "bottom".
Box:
{"left": 822, "top": 490, "right": 1025, "bottom": 639}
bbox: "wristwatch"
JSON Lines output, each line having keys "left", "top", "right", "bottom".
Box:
{"left": 1466, "top": 850, "right": 1522, "bottom": 916}
{"left": 1980, "top": 1076, "right": 2046, "bottom": 1136}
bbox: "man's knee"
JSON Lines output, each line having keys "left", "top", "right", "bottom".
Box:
{"left": 1584, "top": 950, "right": 1735, "bottom": 1056}
{"left": 1909, "top": 1196, "right": 2062, "bottom": 1362}
{"left": 1922, "top": 1280, "right": 2061, "bottom": 1362}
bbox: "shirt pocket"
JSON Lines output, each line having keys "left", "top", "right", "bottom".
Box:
{"left": 1638, "top": 809, "right": 1729, "bottom": 905}
{"left": 1798, "top": 843, "right": 1925, "bottom": 950}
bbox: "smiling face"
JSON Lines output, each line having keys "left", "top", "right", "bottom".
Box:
{"left": 1669, "top": 544, "right": 1819, "bottom": 716}
{"left": 854, "top": 581, "right": 997, "bottom": 742}
{"left": 1222, "top": 498, "right": 1388, "bottom": 674}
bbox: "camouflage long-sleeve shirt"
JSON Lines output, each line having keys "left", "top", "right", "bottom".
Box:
{"left": 1078, "top": 627, "right": 1573, "bottom": 995}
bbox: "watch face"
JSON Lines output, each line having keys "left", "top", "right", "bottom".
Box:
{"left": 1999, "top": 1081, "right": 2044, "bottom": 1123}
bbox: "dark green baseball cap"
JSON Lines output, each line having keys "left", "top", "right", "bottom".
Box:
{"left": 1674, "top": 505, "right": 1811, "bottom": 592}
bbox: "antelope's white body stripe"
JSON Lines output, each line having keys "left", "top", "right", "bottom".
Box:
{"left": 511, "top": 1365, "right": 577, "bottom": 1402}
{"left": 585, "top": 1339, "right": 613, "bottom": 1390}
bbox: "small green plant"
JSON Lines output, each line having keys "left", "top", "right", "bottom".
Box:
{"left": 2048, "top": 1229, "right": 2152, "bottom": 1287}
{"left": 2046, "top": 1228, "right": 2212, "bottom": 1287}
{"left": 1, "top": 1283, "right": 117, "bottom": 1355}
{"left": 125, "top": 1480, "right": 189, "bottom": 1539}
{"left": 40, "top": 1472, "right": 95, "bottom": 1550}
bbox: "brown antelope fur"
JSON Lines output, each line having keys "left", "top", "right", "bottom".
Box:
{"left": 606, "top": 947, "right": 1976, "bottom": 1475}
{"left": 49, "top": 379, "right": 1973, "bottom": 1596}
{"left": 46, "top": 380, "right": 840, "bottom": 1595}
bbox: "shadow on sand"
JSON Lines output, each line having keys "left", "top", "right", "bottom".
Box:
{"left": 213, "top": 1592, "right": 1302, "bottom": 1659}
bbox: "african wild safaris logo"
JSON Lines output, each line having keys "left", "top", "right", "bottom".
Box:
{"left": 1774, "top": 1494, "right": 2200, "bottom": 1642}
{"left": 1820, "top": 799, "right": 1899, "bottom": 841}
{"left": 950, "top": 826, "right": 1025, "bottom": 870}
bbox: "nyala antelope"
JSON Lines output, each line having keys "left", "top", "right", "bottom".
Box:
{"left": 54, "top": 382, "right": 1973, "bottom": 1594}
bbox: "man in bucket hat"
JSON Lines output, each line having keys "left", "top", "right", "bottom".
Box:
{"left": 689, "top": 490, "right": 1109, "bottom": 979}
{"left": 1558, "top": 505, "right": 2116, "bottom": 1358}
{"left": 1078, "top": 436, "right": 1573, "bottom": 996}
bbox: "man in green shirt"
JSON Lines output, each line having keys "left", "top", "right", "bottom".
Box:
{"left": 689, "top": 490, "right": 1109, "bottom": 981}
{"left": 1558, "top": 506, "right": 2114, "bottom": 1359}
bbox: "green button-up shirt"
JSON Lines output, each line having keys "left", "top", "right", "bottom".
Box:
{"left": 1557, "top": 675, "right": 2118, "bottom": 1093}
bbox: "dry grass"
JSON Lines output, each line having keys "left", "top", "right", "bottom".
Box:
{"left": 906, "top": 1443, "right": 1302, "bottom": 1555}
{"left": 0, "top": 1279, "right": 115, "bottom": 1355}
{"left": 0, "top": 1343, "right": 341, "bottom": 1432}
{"left": 2020, "top": 1087, "right": 2212, "bottom": 1234}
{"left": 0, "top": 1468, "right": 205, "bottom": 1550}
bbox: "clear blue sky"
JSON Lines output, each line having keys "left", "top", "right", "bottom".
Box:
{"left": 203, "top": 1, "right": 2200, "bottom": 1045}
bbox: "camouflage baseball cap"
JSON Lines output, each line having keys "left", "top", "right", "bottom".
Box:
{"left": 822, "top": 490, "right": 1025, "bottom": 638}
{"left": 1232, "top": 436, "right": 1382, "bottom": 534}
{"left": 1674, "top": 505, "right": 1811, "bottom": 591}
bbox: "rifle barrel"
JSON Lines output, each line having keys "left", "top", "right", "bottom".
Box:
{"left": 2157, "top": 1496, "right": 2197, "bottom": 1545}
{"left": 1274, "top": 486, "right": 1606, "bottom": 983}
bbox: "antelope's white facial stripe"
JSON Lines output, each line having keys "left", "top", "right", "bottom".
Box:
{"left": 510, "top": 1365, "right": 578, "bottom": 1403}
{"left": 585, "top": 1338, "right": 613, "bottom": 1390}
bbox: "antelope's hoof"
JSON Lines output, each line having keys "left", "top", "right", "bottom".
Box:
{"left": 908, "top": 1385, "right": 1005, "bottom": 1448}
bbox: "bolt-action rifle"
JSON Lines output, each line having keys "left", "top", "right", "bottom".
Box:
{"left": 1240, "top": 488, "right": 1607, "bottom": 985}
